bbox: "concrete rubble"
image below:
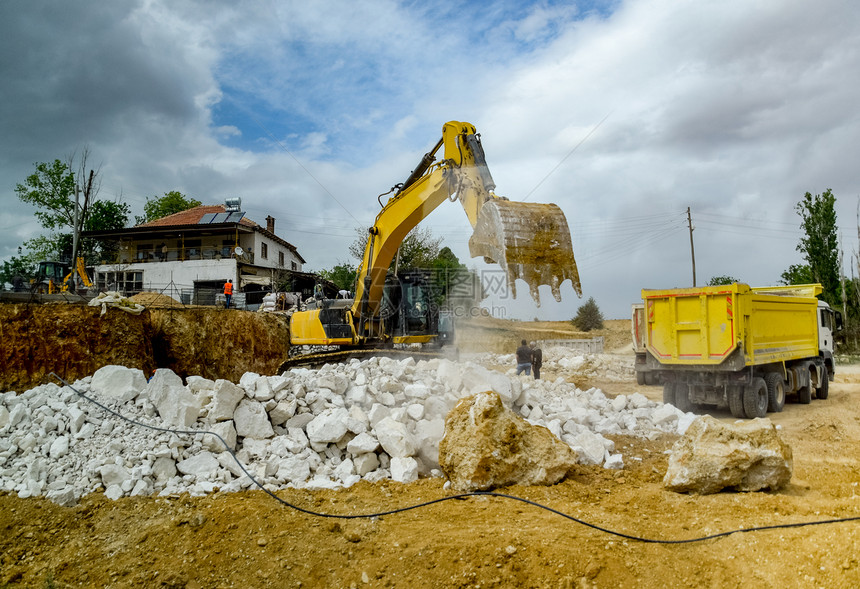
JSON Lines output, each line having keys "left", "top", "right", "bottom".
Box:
{"left": 663, "top": 415, "right": 793, "bottom": 494}
{"left": 0, "top": 350, "right": 696, "bottom": 506}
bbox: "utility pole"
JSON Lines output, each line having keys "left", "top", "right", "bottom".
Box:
{"left": 687, "top": 207, "right": 696, "bottom": 287}
{"left": 72, "top": 183, "right": 81, "bottom": 264}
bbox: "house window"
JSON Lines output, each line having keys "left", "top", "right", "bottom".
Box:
{"left": 291, "top": 261, "right": 298, "bottom": 270}
{"left": 185, "top": 239, "right": 201, "bottom": 260}
{"left": 136, "top": 244, "right": 153, "bottom": 262}
{"left": 261, "top": 243, "right": 268, "bottom": 260}
{"left": 278, "top": 251, "right": 284, "bottom": 267}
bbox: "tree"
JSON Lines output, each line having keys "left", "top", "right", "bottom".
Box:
{"left": 136, "top": 191, "right": 201, "bottom": 225}
{"left": 782, "top": 189, "right": 840, "bottom": 306}
{"left": 0, "top": 256, "right": 36, "bottom": 289}
{"left": 348, "top": 225, "right": 442, "bottom": 271}
{"left": 707, "top": 275, "right": 741, "bottom": 286}
{"left": 318, "top": 262, "right": 358, "bottom": 291}
{"left": 14, "top": 150, "right": 112, "bottom": 262}
{"left": 572, "top": 297, "right": 604, "bottom": 331}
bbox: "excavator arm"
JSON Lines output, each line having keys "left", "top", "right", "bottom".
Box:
{"left": 351, "top": 120, "right": 581, "bottom": 339}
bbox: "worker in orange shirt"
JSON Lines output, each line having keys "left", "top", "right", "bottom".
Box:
{"left": 223, "top": 279, "right": 233, "bottom": 308}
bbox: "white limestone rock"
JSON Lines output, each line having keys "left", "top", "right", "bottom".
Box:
{"left": 390, "top": 456, "right": 419, "bottom": 483}
{"left": 347, "top": 432, "right": 379, "bottom": 455}
{"left": 91, "top": 365, "right": 147, "bottom": 403}
{"left": 202, "top": 420, "right": 237, "bottom": 452}
{"left": 145, "top": 369, "right": 201, "bottom": 428}
{"left": 306, "top": 407, "right": 350, "bottom": 444}
{"left": 210, "top": 379, "right": 246, "bottom": 422}
{"left": 233, "top": 399, "right": 274, "bottom": 439}
{"left": 177, "top": 452, "right": 220, "bottom": 477}
{"left": 375, "top": 416, "right": 416, "bottom": 458}
{"left": 354, "top": 452, "right": 380, "bottom": 476}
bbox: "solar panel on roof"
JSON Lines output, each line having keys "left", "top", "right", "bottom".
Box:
{"left": 198, "top": 213, "right": 216, "bottom": 224}
{"left": 211, "top": 213, "right": 229, "bottom": 223}
{"left": 225, "top": 211, "right": 245, "bottom": 223}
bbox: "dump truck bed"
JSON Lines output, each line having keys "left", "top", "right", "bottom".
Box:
{"left": 643, "top": 283, "right": 821, "bottom": 368}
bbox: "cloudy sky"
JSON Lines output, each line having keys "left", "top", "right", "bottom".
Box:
{"left": 2, "top": 0, "right": 859, "bottom": 319}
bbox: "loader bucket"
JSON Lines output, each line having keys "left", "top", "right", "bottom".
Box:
{"left": 469, "top": 200, "right": 581, "bottom": 305}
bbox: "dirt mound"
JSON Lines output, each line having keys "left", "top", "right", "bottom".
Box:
{"left": 0, "top": 304, "right": 289, "bottom": 391}
{"left": 129, "top": 291, "right": 184, "bottom": 308}
{"left": 455, "top": 316, "right": 631, "bottom": 354}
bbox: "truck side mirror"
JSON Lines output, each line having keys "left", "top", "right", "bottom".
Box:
{"left": 835, "top": 311, "right": 844, "bottom": 332}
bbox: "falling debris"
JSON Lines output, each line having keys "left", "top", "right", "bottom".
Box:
{"left": 469, "top": 199, "right": 581, "bottom": 304}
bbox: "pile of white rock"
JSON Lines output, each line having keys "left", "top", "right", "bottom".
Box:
{"left": 0, "top": 354, "right": 695, "bottom": 506}
{"left": 486, "top": 348, "right": 636, "bottom": 383}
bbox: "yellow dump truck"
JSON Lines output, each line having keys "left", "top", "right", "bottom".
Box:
{"left": 634, "top": 283, "right": 842, "bottom": 418}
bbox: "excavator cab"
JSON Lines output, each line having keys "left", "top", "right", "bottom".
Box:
{"left": 379, "top": 272, "right": 437, "bottom": 342}
{"left": 33, "top": 261, "right": 71, "bottom": 294}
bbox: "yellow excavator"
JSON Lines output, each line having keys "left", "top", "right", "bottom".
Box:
{"left": 32, "top": 257, "right": 94, "bottom": 294}
{"left": 288, "top": 121, "right": 580, "bottom": 360}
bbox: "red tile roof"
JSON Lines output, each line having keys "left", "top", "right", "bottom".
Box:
{"left": 136, "top": 205, "right": 258, "bottom": 229}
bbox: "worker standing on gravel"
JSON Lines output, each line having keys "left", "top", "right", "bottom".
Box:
{"left": 530, "top": 341, "right": 542, "bottom": 380}
{"left": 223, "top": 279, "right": 233, "bottom": 309}
{"left": 515, "top": 339, "right": 532, "bottom": 376}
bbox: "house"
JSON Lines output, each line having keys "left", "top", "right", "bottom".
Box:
{"left": 82, "top": 201, "right": 310, "bottom": 306}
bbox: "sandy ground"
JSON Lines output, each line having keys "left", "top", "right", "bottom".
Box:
{"left": 2, "top": 316, "right": 860, "bottom": 588}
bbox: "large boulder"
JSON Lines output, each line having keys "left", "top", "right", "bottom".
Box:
{"left": 144, "top": 369, "right": 200, "bottom": 428}
{"left": 438, "top": 391, "right": 578, "bottom": 492}
{"left": 91, "top": 365, "right": 147, "bottom": 403}
{"left": 663, "top": 415, "right": 792, "bottom": 494}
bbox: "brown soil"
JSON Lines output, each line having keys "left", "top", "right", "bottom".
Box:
{"left": 0, "top": 303, "right": 290, "bottom": 392}
{"left": 2, "top": 306, "right": 860, "bottom": 588}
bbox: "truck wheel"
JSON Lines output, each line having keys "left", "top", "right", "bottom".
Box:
{"left": 636, "top": 371, "right": 646, "bottom": 386}
{"left": 727, "top": 386, "right": 745, "bottom": 418}
{"left": 816, "top": 366, "right": 829, "bottom": 400}
{"left": 673, "top": 383, "right": 693, "bottom": 413}
{"left": 797, "top": 382, "right": 812, "bottom": 404}
{"left": 662, "top": 383, "right": 675, "bottom": 404}
{"left": 743, "top": 377, "right": 768, "bottom": 418}
{"left": 764, "top": 372, "right": 785, "bottom": 413}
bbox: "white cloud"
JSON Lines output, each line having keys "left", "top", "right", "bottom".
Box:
{"left": 2, "top": 0, "right": 859, "bottom": 319}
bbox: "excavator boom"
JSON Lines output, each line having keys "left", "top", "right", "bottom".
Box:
{"left": 290, "top": 120, "right": 581, "bottom": 349}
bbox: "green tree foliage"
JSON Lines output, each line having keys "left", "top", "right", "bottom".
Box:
{"left": 15, "top": 160, "right": 77, "bottom": 231}
{"left": 780, "top": 263, "right": 814, "bottom": 286}
{"left": 349, "top": 225, "right": 442, "bottom": 270}
{"left": 14, "top": 155, "right": 128, "bottom": 263}
{"left": 572, "top": 297, "right": 604, "bottom": 331}
{"left": 707, "top": 275, "right": 741, "bottom": 286}
{"left": 782, "top": 189, "right": 840, "bottom": 306}
{"left": 136, "top": 191, "right": 201, "bottom": 225}
{"left": 0, "top": 256, "right": 36, "bottom": 289}
{"left": 318, "top": 262, "right": 358, "bottom": 292}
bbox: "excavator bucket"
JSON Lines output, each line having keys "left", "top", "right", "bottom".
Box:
{"left": 469, "top": 200, "right": 581, "bottom": 305}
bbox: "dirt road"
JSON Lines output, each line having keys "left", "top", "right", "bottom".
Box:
{"left": 2, "top": 319, "right": 859, "bottom": 588}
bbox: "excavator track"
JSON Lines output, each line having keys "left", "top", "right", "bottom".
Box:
{"left": 279, "top": 347, "right": 447, "bottom": 372}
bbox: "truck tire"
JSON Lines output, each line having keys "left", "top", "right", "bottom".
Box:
{"left": 673, "top": 383, "right": 693, "bottom": 413}
{"left": 764, "top": 372, "right": 785, "bottom": 413}
{"left": 662, "top": 383, "right": 675, "bottom": 404}
{"left": 727, "top": 386, "right": 745, "bottom": 418}
{"left": 816, "top": 366, "right": 829, "bottom": 400}
{"left": 743, "top": 377, "right": 768, "bottom": 418}
{"left": 637, "top": 371, "right": 646, "bottom": 386}
{"left": 798, "top": 382, "right": 812, "bottom": 404}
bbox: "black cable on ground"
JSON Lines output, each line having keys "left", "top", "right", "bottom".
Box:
{"left": 50, "top": 373, "right": 860, "bottom": 544}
